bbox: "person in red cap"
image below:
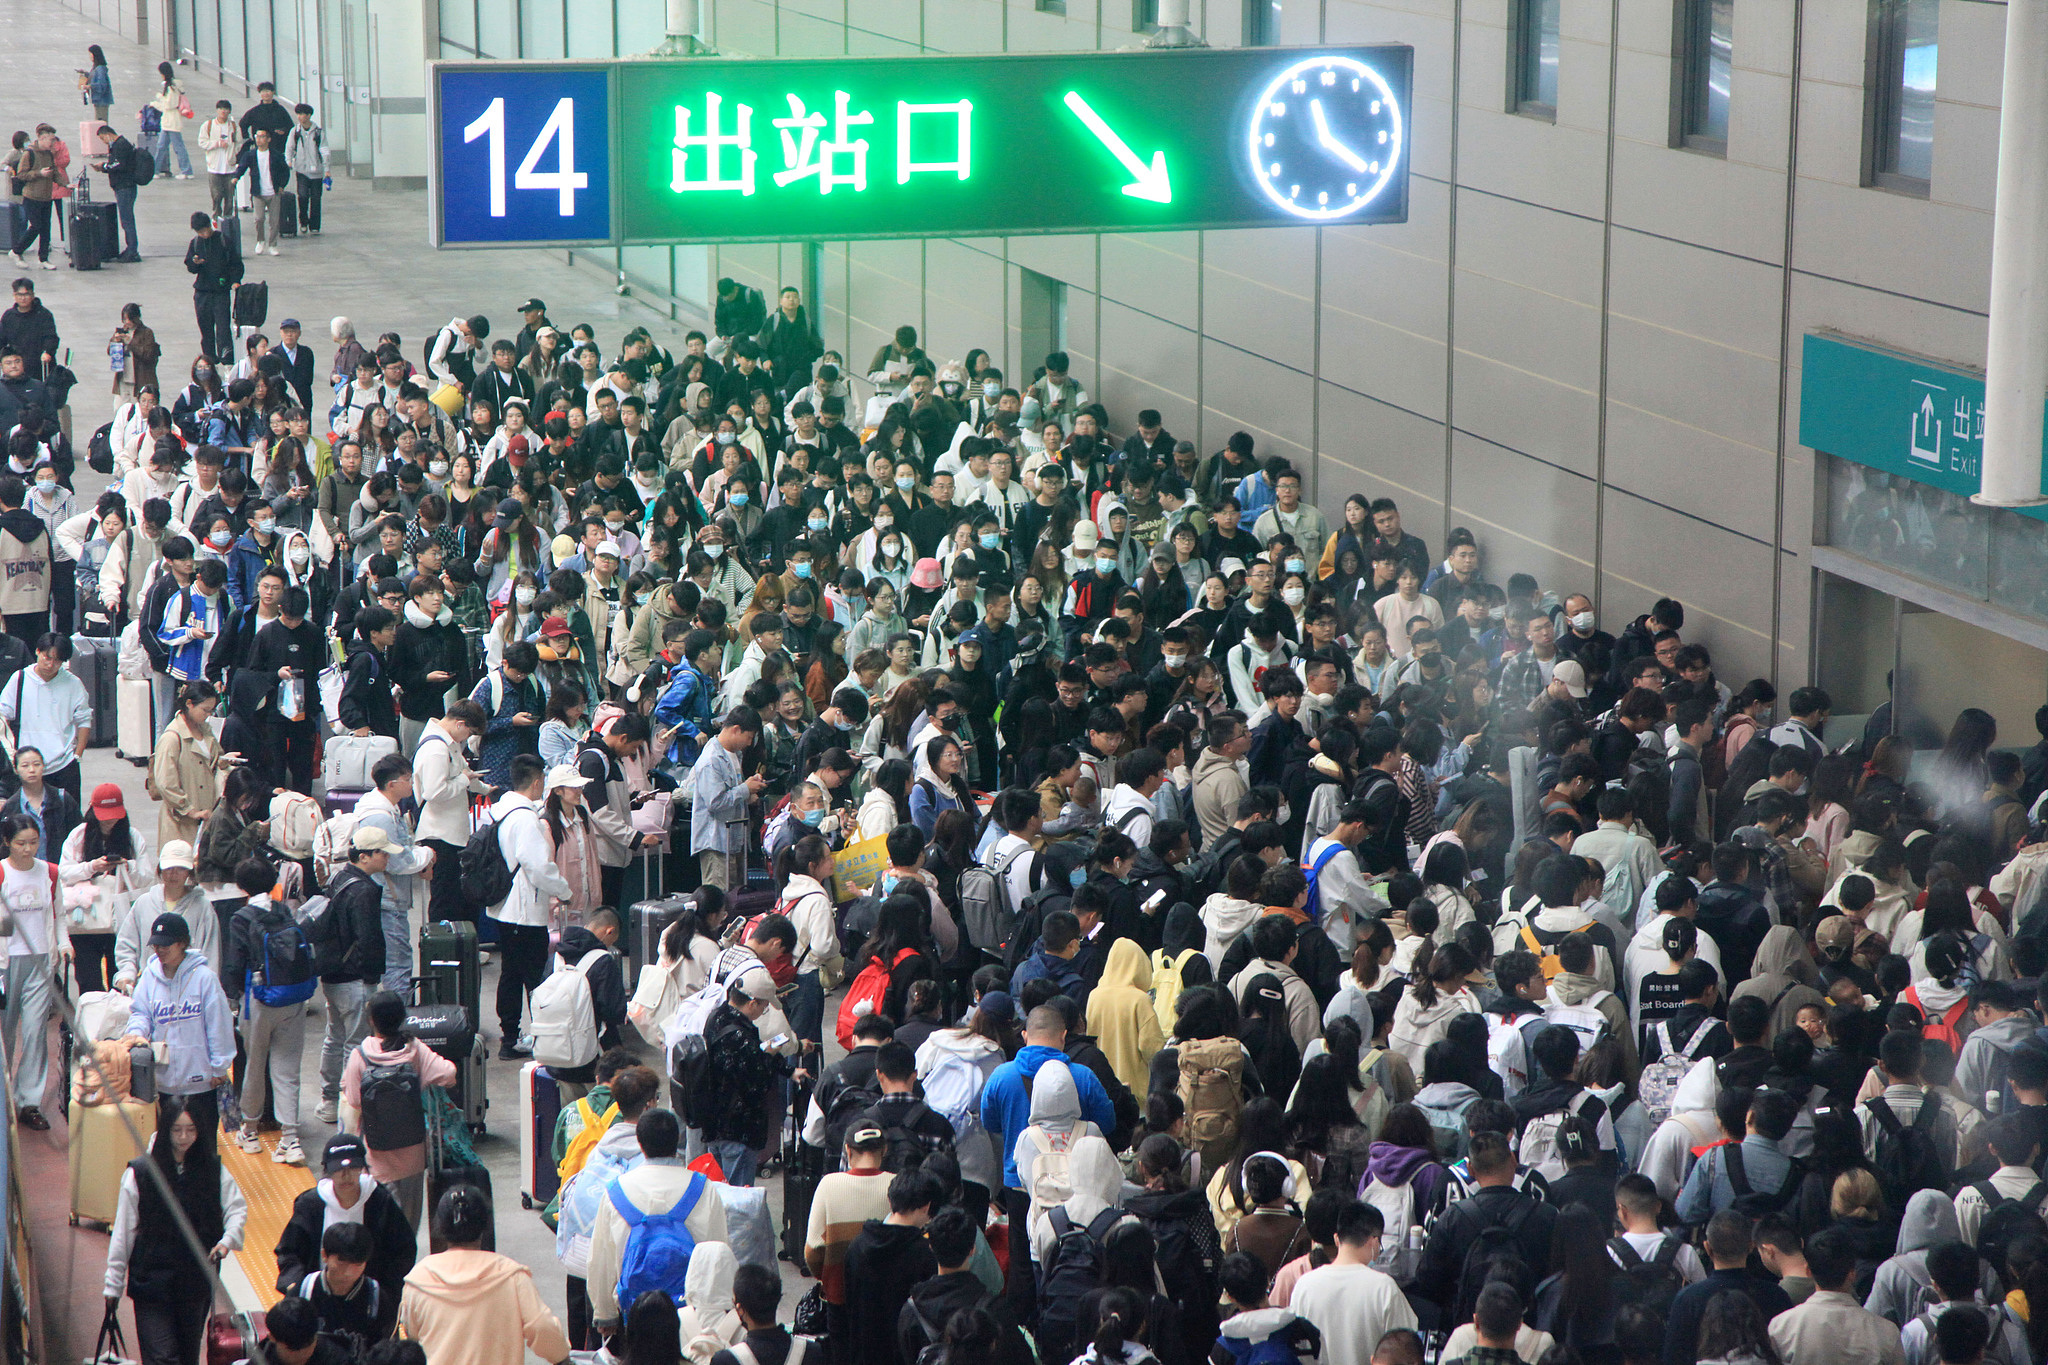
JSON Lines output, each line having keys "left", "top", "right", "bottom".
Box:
{"left": 59, "top": 783, "right": 154, "bottom": 994}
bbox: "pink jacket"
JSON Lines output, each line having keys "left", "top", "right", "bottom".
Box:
{"left": 341, "top": 1033, "right": 458, "bottom": 1183}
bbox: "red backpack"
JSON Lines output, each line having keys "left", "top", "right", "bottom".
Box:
{"left": 1905, "top": 984, "right": 1969, "bottom": 1051}
{"left": 836, "top": 948, "right": 915, "bottom": 1049}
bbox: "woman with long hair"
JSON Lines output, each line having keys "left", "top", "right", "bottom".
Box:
{"left": 1529, "top": 1203, "right": 1624, "bottom": 1363}
{"left": 1387, "top": 940, "right": 1482, "bottom": 1072}
{"left": 849, "top": 892, "right": 938, "bottom": 1032}
{"left": 1205, "top": 1096, "right": 1311, "bottom": 1241}
{"left": 1237, "top": 974, "right": 1303, "bottom": 1117}
{"left": 1793, "top": 1109, "right": 1875, "bottom": 1237}
{"left": 620, "top": 1289, "right": 688, "bottom": 1365}
{"left": 1091, "top": 1223, "right": 1192, "bottom": 1365}
{"left": 1719, "top": 680, "right": 1778, "bottom": 770}
{"left": 858, "top": 758, "right": 915, "bottom": 841}
{"left": 924, "top": 808, "right": 979, "bottom": 924}
{"left": 543, "top": 766, "right": 602, "bottom": 930}
{"left": 104, "top": 1095, "right": 247, "bottom": 1364}
{"left": 1825, "top": 1168, "right": 1895, "bottom": 1297}
{"left": 1286, "top": 1053, "right": 1373, "bottom": 1192}
{"left": 1420, "top": 842, "right": 1479, "bottom": 945}
{"left": 627, "top": 887, "right": 730, "bottom": 1045}
{"left": 193, "top": 764, "right": 271, "bottom": 885}
{"left": 911, "top": 733, "right": 974, "bottom": 838}
{"left": 60, "top": 781, "right": 153, "bottom": 993}
{"left": 1693, "top": 1290, "right": 1780, "bottom": 1365}
{"left": 915, "top": 986, "right": 1016, "bottom": 1226}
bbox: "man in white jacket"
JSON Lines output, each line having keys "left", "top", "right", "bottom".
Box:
{"left": 586, "top": 1107, "right": 730, "bottom": 1335}
{"left": 412, "top": 700, "right": 489, "bottom": 927}
{"left": 352, "top": 753, "right": 436, "bottom": 993}
{"left": 488, "top": 754, "right": 574, "bottom": 1059}
{"left": 1571, "top": 788, "right": 1665, "bottom": 928}
{"left": 1304, "top": 801, "right": 1380, "bottom": 959}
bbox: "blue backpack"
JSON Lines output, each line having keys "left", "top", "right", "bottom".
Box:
{"left": 609, "top": 1174, "right": 705, "bottom": 1308}
{"left": 1301, "top": 840, "right": 1345, "bottom": 923}
{"left": 1218, "top": 1322, "right": 1313, "bottom": 1365}
{"left": 249, "top": 910, "right": 317, "bottom": 1007}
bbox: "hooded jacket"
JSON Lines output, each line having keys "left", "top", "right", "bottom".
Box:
{"left": 273, "top": 1178, "right": 415, "bottom": 1335}
{"left": 1202, "top": 891, "right": 1263, "bottom": 968}
{"left": 1028, "top": 1135, "right": 1135, "bottom": 1265}
{"left": 984, "top": 1052, "right": 1110, "bottom": 1191}
{"left": 677, "top": 1242, "right": 744, "bottom": 1365}
{"left": 899, "top": 1270, "right": 1032, "bottom": 1365}
{"left": 390, "top": 598, "right": 468, "bottom": 723}
{"left": 1088, "top": 938, "right": 1166, "bottom": 1096}
{"left": 1229, "top": 955, "right": 1323, "bottom": 1055}
{"left": 1388, "top": 985, "right": 1483, "bottom": 1073}
{"left": 1730, "top": 925, "right": 1826, "bottom": 1042}
{"left": 1956, "top": 1013, "right": 2040, "bottom": 1107}
{"left": 1637, "top": 1057, "right": 1728, "bottom": 1202}
{"left": 916, "top": 1028, "right": 1007, "bottom": 1191}
{"left": 399, "top": 1249, "right": 573, "bottom": 1365}
{"left": 1623, "top": 911, "right": 1724, "bottom": 1019}
{"left": 553, "top": 1119, "right": 646, "bottom": 1275}
{"left": 125, "top": 948, "right": 235, "bottom": 1095}
{"left": 1695, "top": 880, "right": 1773, "bottom": 982}
{"left": 1865, "top": 1187, "right": 2003, "bottom": 1325}
{"left": 1193, "top": 747, "right": 1248, "bottom": 849}
{"left": 1546, "top": 971, "right": 1640, "bottom": 1078}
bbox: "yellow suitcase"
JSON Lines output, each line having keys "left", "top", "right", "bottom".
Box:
{"left": 69, "top": 1095, "right": 156, "bottom": 1226}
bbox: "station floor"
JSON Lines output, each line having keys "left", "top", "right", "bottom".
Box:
{"left": 0, "top": 0, "right": 836, "bottom": 1357}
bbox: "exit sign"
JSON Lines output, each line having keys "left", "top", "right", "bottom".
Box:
{"left": 430, "top": 46, "right": 1412, "bottom": 247}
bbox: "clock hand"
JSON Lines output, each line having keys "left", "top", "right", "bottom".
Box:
{"left": 1309, "top": 99, "right": 1371, "bottom": 174}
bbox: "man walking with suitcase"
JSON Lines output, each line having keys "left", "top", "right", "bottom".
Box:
{"left": 184, "top": 211, "right": 238, "bottom": 363}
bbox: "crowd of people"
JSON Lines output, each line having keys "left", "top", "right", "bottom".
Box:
{"left": 3, "top": 255, "right": 2046, "bottom": 1365}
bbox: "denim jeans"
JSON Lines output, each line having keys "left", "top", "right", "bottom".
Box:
{"left": 319, "top": 977, "right": 370, "bottom": 1103}
{"left": 154, "top": 130, "right": 191, "bottom": 176}
{"left": 112, "top": 183, "right": 137, "bottom": 255}
{"left": 705, "top": 1139, "right": 758, "bottom": 1186}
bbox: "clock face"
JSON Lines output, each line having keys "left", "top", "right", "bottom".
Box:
{"left": 1245, "top": 54, "right": 1405, "bottom": 222}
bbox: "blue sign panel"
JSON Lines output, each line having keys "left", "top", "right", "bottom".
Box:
{"left": 435, "top": 66, "right": 613, "bottom": 246}
{"left": 1800, "top": 332, "right": 2048, "bottom": 517}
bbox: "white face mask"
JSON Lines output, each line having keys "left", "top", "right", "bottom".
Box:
{"left": 1162, "top": 652, "right": 1187, "bottom": 669}
{"left": 288, "top": 547, "right": 309, "bottom": 567}
{"left": 1276, "top": 803, "right": 1292, "bottom": 825}
{"left": 705, "top": 542, "right": 724, "bottom": 560}
{"left": 429, "top": 460, "right": 449, "bottom": 478}
{"left": 515, "top": 587, "right": 536, "bottom": 606}
{"left": 1570, "top": 611, "right": 1596, "bottom": 632}
{"left": 208, "top": 529, "right": 232, "bottom": 548}
{"left": 1281, "top": 585, "right": 1306, "bottom": 606}
{"left": 874, "top": 515, "right": 894, "bottom": 532}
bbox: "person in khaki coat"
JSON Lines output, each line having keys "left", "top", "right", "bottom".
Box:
{"left": 150, "top": 683, "right": 239, "bottom": 849}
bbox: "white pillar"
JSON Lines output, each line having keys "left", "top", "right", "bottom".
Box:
{"left": 1975, "top": 0, "right": 2048, "bottom": 508}
{"left": 1144, "top": 0, "right": 1203, "bottom": 47}
{"left": 666, "top": 0, "right": 699, "bottom": 42}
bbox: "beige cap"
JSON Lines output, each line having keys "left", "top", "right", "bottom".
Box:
{"left": 546, "top": 764, "right": 590, "bottom": 792}
{"left": 1553, "top": 660, "right": 1589, "bottom": 698}
{"left": 1070, "top": 520, "right": 1100, "bottom": 553}
{"left": 159, "top": 840, "right": 197, "bottom": 871}
{"left": 350, "top": 825, "right": 396, "bottom": 853}
{"left": 735, "top": 968, "right": 778, "bottom": 1002}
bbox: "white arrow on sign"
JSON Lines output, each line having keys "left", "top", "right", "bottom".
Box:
{"left": 1062, "top": 91, "right": 1172, "bottom": 204}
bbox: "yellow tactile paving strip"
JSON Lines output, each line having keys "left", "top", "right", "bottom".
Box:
{"left": 218, "top": 1130, "right": 315, "bottom": 1307}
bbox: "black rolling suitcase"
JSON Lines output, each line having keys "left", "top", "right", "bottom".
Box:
{"left": 406, "top": 998, "right": 488, "bottom": 1136}
{"left": 425, "top": 1097, "right": 496, "bottom": 1253}
{"left": 68, "top": 633, "right": 118, "bottom": 746}
{"left": 278, "top": 190, "right": 297, "bottom": 238}
{"left": 69, "top": 203, "right": 111, "bottom": 270}
{"left": 419, "top": 919, "right": 482, "bottom": 1020}
{"left": 781, "top": 1077, "right": 822, "bottom": 1270}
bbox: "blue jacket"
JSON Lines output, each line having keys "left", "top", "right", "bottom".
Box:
{"left": 979, "top": 1043, "right": 1116, "bottom": 1190}
{"left": 205, "top": 405, "right": 263, "bottom": 472}
{"left": 653, "top": 661, "right": 715, "bottom": 765}
{"left": 1010, "top": 942, "right": 1089, "bottom": 1006}
{"left": 224, "top": 529, "right": 281, "bottom": 611}
{"left": 157, "top": 582, "right": 227, "bottom": 681}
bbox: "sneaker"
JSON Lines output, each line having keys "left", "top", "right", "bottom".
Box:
{"left": 268, "top": 243, "right": 280, "bottom": 255}
{"left": 234, "top": 1127, "right": 263, "bottom": 1154}
{"left": 18, "top": 1107, "right": 48, "bottom": 1131}
{"left": 38, "top": 258, "right": 56, "bottom": 270}
{"left": 315, "top": 1098, "right": 338, "bottom": 1124}
{"left": 273, "top": 1137, "right": 306, "bottom": 1165}
{"left": 6, "top": 252, "right": 22, "bottom": 266}
{"left": 498, "top": 1041, "right": 532, "bottom": 1061}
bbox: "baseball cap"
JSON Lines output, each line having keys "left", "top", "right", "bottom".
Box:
{"left": 1218, "top": 557, "right": 1248, "bottom": 578}
{"left": 350, "top": 825, "right": 395, "bottom": 853}
{"left": 148, "top": 912, "right": 191, "bottom": 947}
{"left": 159, "top": 840, "right": 196, "bottom": 871}
{"left": 1553, "top": 660, "right": 1589, "bottom": 699}
{"left": 550, "top": 532, "right": 577, "bottom": 563}
{"left": 735, "top": 968, "right": 777, "bottom": 1003}
{"left": 89, "top": 782, "right": 126, "bottom": 821}
{"left": 539, "top": 617, "right": 571, "bottom": 639}
{"left": 323, "top": 1134, "right": 369, "bottom": 1172}
{"left": 977, "top": 990, "right": 1016, "bottom": 1025}
{"left": 1071, "top": 521, "right": 1100, "bottom": 553}
{"left": 280, "top": 318, "right": 301, "bottom": 330}
{"left": 519, "top": 297, "right": 547, "bottom": 312}
{"left": 494, "top": 497, "right": 524, "bottom": 528}
{"left": 545, "top": 764, "right": 589, "bottom": 792}
{"left": 595, "top": 539, "right": 623, "bottom": 561}
{"left": 846, "top": 1123, "right": 888, "bottom": 1152}
{"left": 1013, "top": 632, "right": 1047, "bottom": 664}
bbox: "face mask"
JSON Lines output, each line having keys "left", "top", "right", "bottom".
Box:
{"left": 429, "top": 460, "right": 449, "bottom": 478}
{"left": 1163, "top": 652, "right": 1187, "bottom": 669}
{"left": 980, "top": 532, "right": 1001, "bottom": 551}
{"left": 1285, "top": 557, "right": 1306, "bottom": 575}
{"left": 1069, "top": 868, "right": 1087, "bottom": 889}
{"left": 252, "top": 517, "right": 275, "bottom": 535}
{"left": 799, "top": 806, "right": 824, "bottom": 827}
{"left": 515, "top": 587, "right": 537, "bottom": 607}
{"left": 1095, "top": 556, "right": 1116, "bottom": 575}
{"left": 716, "top": 431, "right": 735, "bottom": 445}
{"left": 792, "top": 561, "right": 812, "bottom": 579}
{"left": 209, "top": 529, "right": 232, "bottom": 548}
{"left": 874, "top": 515, "right": 894, "bottom": 531}
{"left": 883, "top": 540, "right": 901, "bottom": 559}
{"left": 1282, "top": 585, "right": 1306, "bottom": 607}
{"left": 880, "top": 873, "right": 899, "bottom": 896}
{"left": 606, "top": 520, "right": 626, "bottom": 537}
{"left": 808, "top": 515, "right": 829, "bottom": 532}
{"left": 1488, "top": 606, "right": 1506, "bottom": 621}
{"left": 728, "top": 492, "right": 749, "bottom": 508}
{"left": 635, "top": 592, "right": 652, "bottom": 606}
{"left": 982, "top": 382, "right": 1000, "bottom": 398}
{"left": 895, "top": 475, "right": 915, "bottom": 491}
{"left": 289, "top": 547, "right": 309, "bottom": 567}
{"left": 1570, "top": 611, "right": 1596, "bottom": 632}
{"left": 834, "top": 717, "right": 853, "bottom": 732}
{"left": 1276, "top": 802, "right": 1292, "bottom": 825}
{"left": 705, "top": 542, "right": 724, "bottom": 560}
{"left": 34, "top": 476, "right": 54, "bottom": 494}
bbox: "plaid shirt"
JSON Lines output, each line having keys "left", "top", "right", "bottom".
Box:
{"left": 1494, "top": 646, "right": 1553, "bottom": 720}
{"left": 1398, "top": 754, "right": 1439, "bottom": 845}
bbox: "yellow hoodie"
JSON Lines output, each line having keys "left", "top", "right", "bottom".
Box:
{"left": 1088, "top": 938, "right": 1165, "bottom": 1095}
{"left": 399, "top": 1248, "right": 573, "bottom": 1365}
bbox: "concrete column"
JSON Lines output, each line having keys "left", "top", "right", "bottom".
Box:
{"left": 1976, "top": 0, "right": 2048, "bottom": 508}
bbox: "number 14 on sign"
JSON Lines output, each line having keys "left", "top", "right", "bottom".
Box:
{"left": 465, "top": 97, "right": 587, "bottom": 217}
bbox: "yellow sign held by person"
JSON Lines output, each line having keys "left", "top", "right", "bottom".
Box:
{"left": 832, "top": 833, "right": 892, "bottom": 902}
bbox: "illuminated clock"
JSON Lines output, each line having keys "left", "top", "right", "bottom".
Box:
{"left": 1245, "top": 54, "right": 1405, "bottom": 222}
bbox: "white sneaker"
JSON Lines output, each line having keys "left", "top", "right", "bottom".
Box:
{"left": 273, "top": 1137, "right": 306, "bottom": 1165}
{"left": 268, "top": 243, "right": 280, "bottom": 255}
{"left": 6, "top": 252, "right": 21, "bottom": 266}
{"left": 38, "top": 258, "right": 56, "bottom": 270}
{"left": 234, "top": 1127, "right": 262, "bottom": 1154}
{"left": 315, "top": 1098, "right": 338, "bottom": 1124}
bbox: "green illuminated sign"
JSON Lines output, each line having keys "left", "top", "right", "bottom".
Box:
{"left": 612, "top": 46, "right": 1411, "bottom": 243}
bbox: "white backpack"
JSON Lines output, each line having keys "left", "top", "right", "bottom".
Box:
{"left": 1021, "top": 1127, "right": 1080, "bottom": 1226}
{"left": 1518, "top": 1088, "right": 1599, "bottom": 1180}
{"left": 1360, "top": 1176, "right": 1421, "bottom": 1284}
{"left": 530, "top": 948, "right": 607, "bottom": 1068}
{"left": 1542, "top": 992, "right": 1613, "bottom": 1050}
{"left": 269, "top": 791, "right": 322, "bottom": 859}
{"left": 312, "top": 811, "right": 360, "bottom": 890}
{"left": 920, "top": 1046, "right": 986, "bottom": 1136}
{"left": 1638, "top": 1018, "right": 1713, "bottom": 1128}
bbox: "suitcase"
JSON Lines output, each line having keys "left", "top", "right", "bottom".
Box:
{"left": 520, "top": 1060, "right": 564, "bottom": 1210}
{"left": 407, "top": 999, "right": 489, "bottom": 1135}
{"left": 632, "top": 895, "right": 696, "bottom": 968}
{"left": 234, "top": 279, "right": 268, "bottom": 328}
{"left": 427, "top": 1100, "right": 496, "bottom": 1251}
{"left": 780, "top": 1078, "right": 821, "bottom": 1271}
{"left": 116, "top": 677, "right": 153, "bottom": 762}
{"left": 323, "top": 788, "right": 366, "bottom": 819}
{"left": 323, "top": 733, "right": 398, "bottom": 790}
{"left": 205, "top": 1310, "right": 266, "bottom": 1365}
{"left": 69, "top": 633, "right": 118, "bottom": 746}
{"left": 278, "top": 189, "right": 298, "bottom": 238}
{"left": 69, "top": 202, "right": 112, "bottom": 270}
{"left": 419, "top": 920, "right": 482, "bottom": 1022}
{"left": 69, "top": 1095, "right": 156, "bottom": 1225}
{"left": 215, "top": 209, "right": 241, "bottom": 259}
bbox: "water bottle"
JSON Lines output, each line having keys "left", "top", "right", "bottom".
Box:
{"left": 1407, "top": 1222, "right": 1425, "bottom": 1252}
{"left": 128, "top": 1042, "right": 155, "bottom": 1103}
{"left": 1988, "top": 1089, "right": 2003, "bottom": 1117}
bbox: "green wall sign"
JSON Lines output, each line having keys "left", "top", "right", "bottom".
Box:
{"left": 612, "top": 46, "right": 1412, "bottom": 243}
{"left": 1800, "top": 331, "right": 2048, "bottom": 514}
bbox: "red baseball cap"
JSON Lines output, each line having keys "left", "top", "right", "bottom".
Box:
{"left": 89, "top": 783, "right": 126, "bottom": 820}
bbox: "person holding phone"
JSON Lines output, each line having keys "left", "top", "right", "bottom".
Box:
{"left": 58, "top": 783, "right": 154, "bottom": 993}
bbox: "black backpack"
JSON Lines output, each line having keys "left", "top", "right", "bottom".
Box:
{"left": 458, "top": 817, "right": 514, "bottom": 914}
{"left": 1037, "top": 1207, "right": 1122, "bottom": 1365}
{"left": 1450, "top": 1196, "right": 1538, "bottom": 1328}
{"left": 87, "top": 423, "right": 114, "bottom": 474}
{"left": 821, "top": 1072, "right": 883, "bottom": 1156}
{"left": 357, "top": 1046, "right": 425, "bottom": 1151}
{"left": 869, "top": 1099, "right": 937, "bottom": 1173}
{"left": 129, "top": 142, "right": 156, "bottom": 186}
{"left": 1609, "top": 1233, "right": 1686, "bottom": 1316}
{"left": 1723, "top": 1144, "right": 1803, "bottom": 1218}
{"left": 1868, "top": 1096, "right": 1953, "bottom": 1212}
{"left": 1976, "top": 1180, "right": 2048, "bottom": 1286}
